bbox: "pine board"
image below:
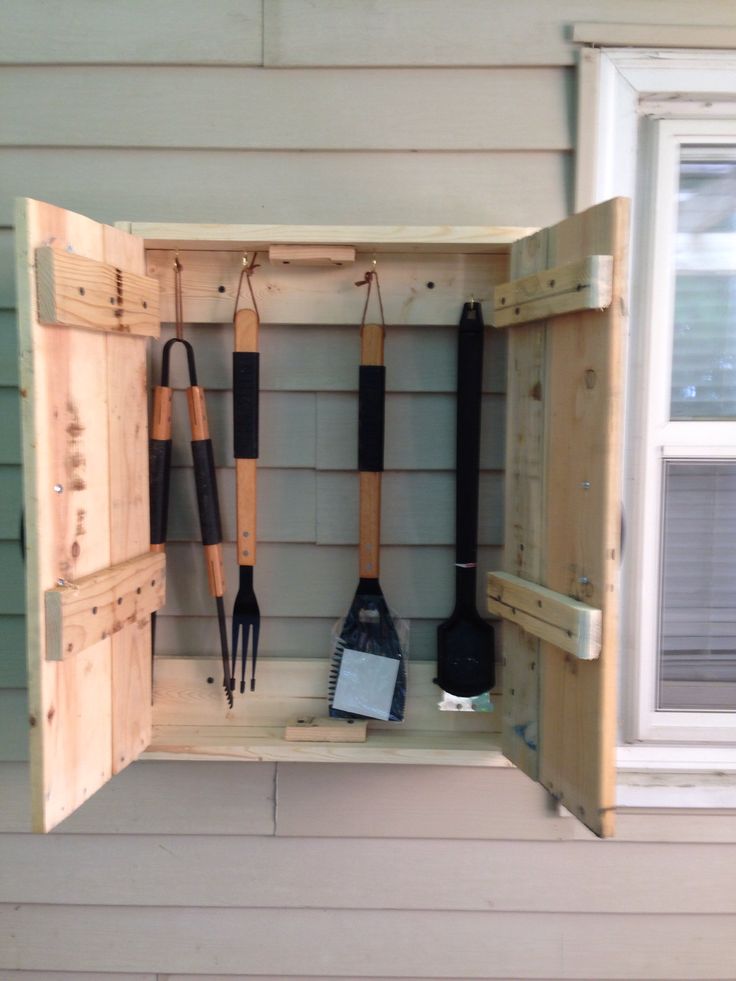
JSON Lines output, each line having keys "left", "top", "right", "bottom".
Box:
{"left": 148, "top": 250, "right": 505, "bottom": 326}
{"left": 4, "top": 905, "right": 736, "bottom": 977}
{"left": 0, "top": 67, "right": 571, "bottom": 151}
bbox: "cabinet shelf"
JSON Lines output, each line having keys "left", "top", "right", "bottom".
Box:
{"left": 147, "top": 656, "right": 504, "bottom": 765}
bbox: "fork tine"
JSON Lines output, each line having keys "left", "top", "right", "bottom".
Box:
{"left": 250, "top": 618, "right": 260, "bottom": 691}
{"left": 231, "top": 618, "right": 242, "bottom": 693}
{"left": 238, "top": 620, "right": 251, "bottom": 694}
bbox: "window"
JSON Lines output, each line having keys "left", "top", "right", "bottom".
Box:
{"left": 577, "top": 48, "right": 736, "bottom": 754}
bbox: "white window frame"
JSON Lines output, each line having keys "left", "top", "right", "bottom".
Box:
{"left": 577, "top": 47, "right": 736, "bottom": 789}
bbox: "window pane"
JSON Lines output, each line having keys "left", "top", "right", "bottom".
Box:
{"left": 671, "top": 153, "right": 736, "bottom": 419}
{"left": 658, "top": 461, "right": 736, "bottom": 711}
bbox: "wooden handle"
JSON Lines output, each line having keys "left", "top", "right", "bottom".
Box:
{"left": 186, "top": 386, "right": 210, "bottom": 440}
{"left": 234, "top": 308, "right": 259, "bottom": 567}
{"left": 235, "top": 307, "right": 259, "bottom": 352}
{"left": 358, "top": 324, "right": 385, "bottom": 578}
{"left": 236, "top": 458, "right": 256, "bottom": 566}
{"left": 204, "top": 543, "right": 226, "bottom": 597}
{"left": 151, "top": 386, "right": 172, "bottom": 440}
{"left": 360, "top": 322, "right": 384, "bottom": 366}
{"left": 359, "top": 472, "right": 381, "bottom": 578}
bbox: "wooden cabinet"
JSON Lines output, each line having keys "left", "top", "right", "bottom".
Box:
{"left": 16, "top": 196, "right": 628, "bottom": 836}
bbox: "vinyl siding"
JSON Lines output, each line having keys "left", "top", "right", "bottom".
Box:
{"left": 1, "top": 2, "right": 736, "bottom": 978}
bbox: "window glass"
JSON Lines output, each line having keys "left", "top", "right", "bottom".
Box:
{"left": 671, "top": 152, "right": 736, "bottom": 419}
{"left": 658, "top": 461, "right": 736, "bottom": 711}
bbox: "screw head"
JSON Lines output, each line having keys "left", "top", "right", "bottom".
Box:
{"left": 53, "top": 483, "right": 63, "bottom": 494}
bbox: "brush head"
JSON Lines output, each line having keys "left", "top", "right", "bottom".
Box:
{"left": 436, "top": 610, "right": 495, "bottom": 698}
{"left": 329, "top": 579, "right": 407, "bottom": 722}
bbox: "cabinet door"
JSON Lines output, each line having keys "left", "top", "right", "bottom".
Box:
{"left": 498, "top": 197, "right": 629, "bottom": 838}
{"left": 16, "top": 198, "right": 163, "bottom": 831}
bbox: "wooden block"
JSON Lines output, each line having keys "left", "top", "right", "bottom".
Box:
{"left": 487, "top": 571, "right": 601, "bottom": 660}
{"left": 269, "top": 244, "right": 356, "bottom": 266}
{"left": 284, "top": 716, "right": 368, "bottom": 742}
{"left": 35, "top": 245, "right": 160, "bottom": 337}
{"left": 45, "top": 552, "right": 166, "bottom": 661}
{"left": 491, "top": 254, "right": 613, "bottom": 328}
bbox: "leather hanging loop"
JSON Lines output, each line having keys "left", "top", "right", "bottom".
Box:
{"left": 173, "top": 255, "right": 184, "bottom": 341}
{"left": 233, "top": 252, "right": 261, "bottom": 321}
{"left": 356, "top": 261, "right": 385, "bottom": 328}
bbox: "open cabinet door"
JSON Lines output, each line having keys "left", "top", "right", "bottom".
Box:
{"left": 15, "top": 198, "right": 164, "bottom": 831}
{"left": 490, "top": 198, "right": 629, "bottom": 838}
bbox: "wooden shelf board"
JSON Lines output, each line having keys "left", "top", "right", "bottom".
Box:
{"left": 145, "top": 724, "right": 509, "bottom": 766}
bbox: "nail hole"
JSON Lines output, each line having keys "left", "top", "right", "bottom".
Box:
{"left": 136, "top": 587, "right": 141, "bottom": 595}
{"left": 117, "top": 597, "right": 123, "bottom": 605}
{"left": 548, "top": 279, "right": 556, "bottom": 288}
{"left": 426, "top": 281, "right": 435, "bottom": 289}
{"left": 206, "top": 676, "right": 214, "bottom": 684}
{"left": 92, "top": 606, "right": 98, "bottom": 615}
{"left": 500, "top": 297, "right": 506, "bottom": 305}
{"left": 217, "top": 285, "right": 226, "bottom": 293}
{"left": 142, "top": 300, "right": 148, "bottom": 309}
{"left": 109, "top": 297, "right": 115, "bottom": 304}
{"left": 79, "top": 286, "right": 85, "bottom": 296}
{"left": 151, "top": 580, "right": 156, "bottom": 587}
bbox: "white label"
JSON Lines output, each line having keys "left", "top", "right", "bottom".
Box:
{"left": 332, "top": 648, "right": 400, "bottom": 721}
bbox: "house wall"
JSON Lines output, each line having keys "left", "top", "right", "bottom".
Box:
{"left": 2, "top": 2, "right": 736, "bottom": 977}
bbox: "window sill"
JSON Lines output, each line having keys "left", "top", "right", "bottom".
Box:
{"left": 617, "top": 744, "right": 736, "bottom": 808}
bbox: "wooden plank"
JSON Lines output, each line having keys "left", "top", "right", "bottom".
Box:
{"left": 269, "top": 244, "right": 356, "bottom": 266}
{"left": 147, "top": 249, "right": 504, "bottom": 325}
{"left": 152, "top": 657, "right": 500, "bottom": 737}
{"left": 501, "top": 226, "right": 548, "bottom": 778}
{"left": 0, "top": 148, "right": 569, "bottom": 231}
{"left": 487, "top": 571, "right": 601, "bottom": 660}
{"left": 102, "top": 222, "right": 154, "bottom": 775}
{"left": 491, "top": 255, "right": 613, "bottom": 328}
{"left": 3, "top": 835, "right": 736, "bottom": 913}
{"left": 264, "top": 0, "right": 736, "bottom": 66}
{"left": 0, "top": 0, "right": 262, "bottom": 63}
{"left": 538, "top": 198, "right": 629, "bottom": 838}
{"left": 135, "top": 221, "right": 531, "bottom": 253}
{"left": 36, "top": 246, "right": 160, "bottom": 337}
{"left": 16, "top": 198, "right": 113, "bottom": 831}
{"left": 284, "top": 717, "right": 368, "bottom": 742}
{"left": 16, "top": 198, "right": 156, "bottom": 830}
{"left": 44, "top": 552, "right": 165, "bottom": 661}
{"left": 147, "top": 725, "right": 507, "bottom": 766}
{"left": 0, "top": 67, "right": 571, "bottom": 151}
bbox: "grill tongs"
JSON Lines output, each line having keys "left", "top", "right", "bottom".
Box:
{"left": 150, "top": 336, "right": 232, "bottom": 708}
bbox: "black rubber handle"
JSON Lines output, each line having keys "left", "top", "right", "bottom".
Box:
{"left": 149, "top": 438, "right": 172, "bottom": 547}
{"left": 233, "top": 352, "right": 259, "bottom": 459}
{"left": 191, "top": 438, "right": 222, "bottom": 546}
{"left": 358, "top": 364, "right": 385, "bottom": 472}
{"left": 455, "top": 301, "right": 484, "bottom": 609}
